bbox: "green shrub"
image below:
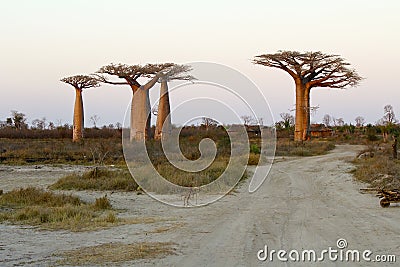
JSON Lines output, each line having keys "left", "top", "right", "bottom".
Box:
{"left": 250, "top": 144, "right": 261, "bottom": 154}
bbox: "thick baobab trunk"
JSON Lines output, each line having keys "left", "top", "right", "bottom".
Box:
{"left": 294, "top": 83, "right": 305, "bottom": 141}
{"left": 72, "top": 88, "right": 84, "bottom": 142}
{"left": 130, "top": 87, "right": 151, "bottom": 141}
{"left": 294, "top": 82, "right": 311, "bottom": 142}
{"left": 129, "top": 75, "right": 160, "bottom": 141}
{"left": 303, "top": 88, "right": 311, "bottom": 140}
{"left": 155, "top": 78, "right": 172, "bottom": 140}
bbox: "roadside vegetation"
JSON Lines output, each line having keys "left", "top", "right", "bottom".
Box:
{"left": 1, "top": 119, "right": 392, "bottom": 166}
{"left": 352, "top": 143, "right": 400, "bottom": 189}
{"left": 49, "top": 167, "right": 138, "bottom": 191}
{"left": 0, "top": 187, "right": 119, "bottom": 231}
{"left": 275, "top": 138, "right": 335, "bottom": 157}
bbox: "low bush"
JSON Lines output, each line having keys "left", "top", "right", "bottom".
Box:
{"left": 93, "top": 195, "right": 112, "bottom": 210}
{"left": 247, "top": 153, "right": 260, "bottom": 165}
{"left": 0, "top": 187, "right": 119, "bottom": 231}
{"left": 49, "top": 167, "right": 138, "bottom": 191}
{"left": 275, "top": 139, "right": 335, "bottom": 157}
{"left": 352, "top": 144, "right": 400, "bottom": 189}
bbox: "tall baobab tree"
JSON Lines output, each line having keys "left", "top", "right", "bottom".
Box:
{"left": 95, "top": 63, "right": 173, "bottom": 141}
{"left": 253, "top": 51, "right": 363, "bottom": 141}
{"left": 154, "top": 64, "right": 194, "bottom": 140}
{"left": 61, "top": 75, "right": 100, "bottom": 142}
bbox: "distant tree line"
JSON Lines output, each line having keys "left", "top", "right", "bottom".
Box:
{"left": 0, "top": 110, "right": 121, "bottom": 139}
{"left": 274, "top": 104, "right": 399, "bottom": 141}
{"left": 1, "top": 103, "right": 398, "bottom": 140}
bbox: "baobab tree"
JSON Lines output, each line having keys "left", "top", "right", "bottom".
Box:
{"left": 154, "top": 64, "right": 194, "bottom": 140}
{"left": 61, "top": 75, "right": 100, "bottom": 142}
{"left": 253, "top": 51, "right": 363, "bottom": 141}
{"left": 95, "top": 63, "right": 173, "bottom": 141}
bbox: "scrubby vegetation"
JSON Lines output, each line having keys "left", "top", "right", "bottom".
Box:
{"left": 2, "top": 116, "right": 399, "bottom": 193}
{"left": 0, "top": 137, "right": 124, "bottom": 165}
{"left": 0, "top": 187, "right": 119, "bottom": 231}
{"left": 275, "top": 139, "right": 336, "bottom": 157}
{"left": 352, "top": 143, "right": 400, "bottom": 189}
{"left": 49, "top": 167, "right": 138, "bottom": 191}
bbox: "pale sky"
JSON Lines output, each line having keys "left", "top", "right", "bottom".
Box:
{"left": 0, "top": 0, "right": 399, "bottom": 126}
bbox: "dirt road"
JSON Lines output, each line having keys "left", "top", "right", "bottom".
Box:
{"left": 1, "top": 145, "right": 399, "bottom": 266}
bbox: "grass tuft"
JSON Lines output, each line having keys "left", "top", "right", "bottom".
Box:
{"left": 0, "top": 187, "right": 121, "bottom": 231}
{"left": 49, "top": 167, "right": 138, "bottom": 191}
{"left": 247, "top": 153, "right": 260, "bottom": 165}
{"left": 93, "top": 195, "right": 112, "bottom": 210}
{"left": 0, "top": 187, "right": 81, "bottom": 207}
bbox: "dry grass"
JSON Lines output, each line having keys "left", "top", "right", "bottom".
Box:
{"left": 247, "top": 153, "right": 260, "bottom": 165}
{"left": 55, "top": 242, "right": 177, "bottom": 265}
{"left": 276, "top": 139, "right": 336, "bottom": 156}
{"left": 352, "top": 144, "right": 400, "bottom": 189}
{"left": 154, "top": 158, "right": 231, "bottom": 187}
{"left": 93, "top": 195, "right": 112, "bottom": 210}
{"left": 0, "top": 138, "right": 123, "bottom": 165}
{"left": 0, "top": 186, "right": 81, "bottom": 207}
{"left": 0, "top": 187, "right": 121, "bottom": 231}
{"left": 49, "top": 167, "right": 138, "bottom": 191}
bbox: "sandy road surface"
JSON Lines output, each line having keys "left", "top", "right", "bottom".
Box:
{"left": 1, "top": 145, "right": 399, "bottom": 266}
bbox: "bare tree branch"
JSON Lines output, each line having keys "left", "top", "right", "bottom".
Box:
{"left": 92, "top": 74, "right": 129, "bottom": 85}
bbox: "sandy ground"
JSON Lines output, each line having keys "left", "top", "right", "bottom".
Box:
{"left": 1, "top": 145, "right": 399, "bottom": 266}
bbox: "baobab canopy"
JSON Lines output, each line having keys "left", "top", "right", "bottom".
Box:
{"left": 253, "top": 51, "right": 363, "bottom": 89}
{"left": 94, "top": 63, "right": 176, "bottom": 87}
{"left": 253, "top": 51, "right": 363, "bottom": 141}
{"left": 94, "top": 63, "right": 192, "bottom": 141}
{"left": 61, "top": 75, "right": 100, "bottom": 90}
